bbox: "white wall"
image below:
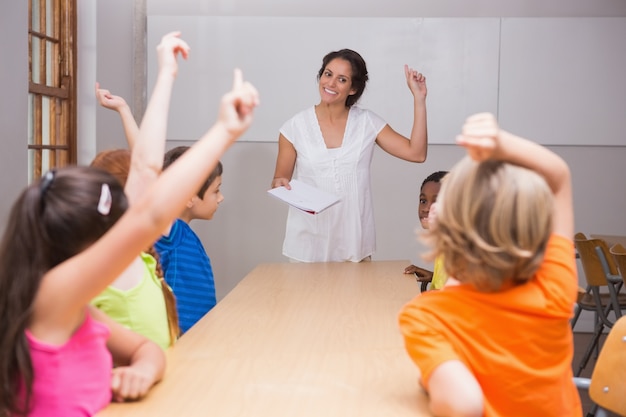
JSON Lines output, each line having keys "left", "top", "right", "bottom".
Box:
{"left": 75, "top": 0, "right": 626, "bottom": 334}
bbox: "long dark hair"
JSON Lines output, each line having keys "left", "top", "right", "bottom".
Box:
{"left": 0, "top": 166, "right": 127, "bottom": 416}
{"left": 317, "top": 49, "right": 369, "bottom": 108}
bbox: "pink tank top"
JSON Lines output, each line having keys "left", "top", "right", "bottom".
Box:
{"left": 22, "top": 313, "right": 112, "bottom": 416}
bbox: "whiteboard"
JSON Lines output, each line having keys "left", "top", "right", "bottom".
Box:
{"left": 147, "top": 16, "right": 500, "bottom": 143}
{"left": 148, "top": 16, "right": 626, "bottom": 146}
{"left": 499, "top": 18, "right": 626, "bottom": 146}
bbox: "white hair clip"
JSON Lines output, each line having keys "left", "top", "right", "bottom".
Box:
{"left": 97, "top": 183, "right": 112, "bottom": 216}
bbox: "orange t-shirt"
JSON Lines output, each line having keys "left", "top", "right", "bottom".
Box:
{"left": 398, "top": 234, "right": 581, "bottom": 417}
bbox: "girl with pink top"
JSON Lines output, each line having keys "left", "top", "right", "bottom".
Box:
{"left": 0, "top": 32, "right": 259, "bottom": 417}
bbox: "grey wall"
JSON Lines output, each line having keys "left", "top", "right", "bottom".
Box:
{"left": 2, "top": 0, "right": 625, "bottom": 333}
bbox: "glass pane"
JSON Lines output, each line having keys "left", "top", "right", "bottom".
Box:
{"left": 46, "top": 0, "right": 55, "bottom": 37}
{"left": 46, "top": 40, "right": 56, "bottom": 86}
{"left": 31, "top": 0, "right": 40, "bottom": 32}
{"left": 44, "top": 149, "right": 54, "bottom": 173}
{"left": 31, "top": 36, "right": 41, "bottom": 83}
{"left": 42, "top": 96, "right": 50, "bottom": 146}
{"left": 27, "top": 149, "right": 35, "bottom": 184}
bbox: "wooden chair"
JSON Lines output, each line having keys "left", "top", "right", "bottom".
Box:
{"left": 573, "top": 234, "right": 626, "bottom": 376}
{"left": 610, "top": 243, "right": 626, "bottom": 287}
{"left": 574, "top": 315, "right": 626, "bottom": 417}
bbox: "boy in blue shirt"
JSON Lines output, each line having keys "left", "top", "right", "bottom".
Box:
{"left": 154, "top": 146, "right": 224, "bottom": 333}
{"left": 95, "top": 84, "right": 225, "bottom": 334}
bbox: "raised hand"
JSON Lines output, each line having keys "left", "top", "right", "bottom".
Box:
{"left": 95, "top": 82, "right": 128, "bottom": 112}
{"left": 404, "top": 64, "right": 427, "bottom": 100}
{"left": 456, "top": 112, "right": 500, "bottom": 161}
{"left": 156, "top": 31, "right": 190, "bottom": 78}
{"left": 217, "top": 68, "right": 260, "bottom": 138}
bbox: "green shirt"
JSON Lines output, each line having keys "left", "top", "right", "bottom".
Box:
{"left": 91, "top": 252, "right": 170, "bottom": 349}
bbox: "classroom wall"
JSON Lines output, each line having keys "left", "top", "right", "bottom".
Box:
{"left": 2, "top": 1, "right": 625, "bottom": 333}
{"left": 0, "top": 2, "right": 29, "bottom": 232}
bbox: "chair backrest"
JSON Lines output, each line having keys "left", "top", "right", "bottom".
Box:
{"left": 575, "top": 235, "right": 619, "bottom": 286}
{"left": 589, "top": 315, "right": 626, "bottom": 415}
{"left": 610, "top": 243, "right": 626, "bottom": 286}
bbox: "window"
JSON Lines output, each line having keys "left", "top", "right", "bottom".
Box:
{"left": 28, "top": 0, "right": 77, "bottom": 183}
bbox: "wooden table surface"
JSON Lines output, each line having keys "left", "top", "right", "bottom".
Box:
{"left": 97, "top": 260, "right": 432, "bottom": 417}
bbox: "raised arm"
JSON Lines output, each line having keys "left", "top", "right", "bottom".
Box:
{"left": 124, "top": 31, "right": 189, "bottom": 205}
{"left": 375, "top": 65, "right": 428, "bottom": 163}
{"left": 456, "top": 112, "right": 573, "bottom": 239}
{"left": 95, "top": 83, "right": 140, "bottom": 150}
{"left": 36, "top": 68, "right": 259, "bottom": 340}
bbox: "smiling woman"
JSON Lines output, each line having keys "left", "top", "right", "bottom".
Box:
{"left": 269, "top": 48, "right": 428, "bottom": 263}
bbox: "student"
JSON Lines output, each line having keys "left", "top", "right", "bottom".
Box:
{"left": 398, "top": 113, "right": 581, "bottom": 416}
{"left": 90, "top": 149, "right": 179, "bottom": 349}
{"left": 404, "top": 171, "right": 448, "bottom": 290}
{"left": 153, "top": 146, "right": 223, "bottom": 333}
{"left": 89, "top": 31, "right": 189, "bottom": 349}
{"left": 95, "top": 87, "right": 225, "bottom": 335}
{"left": 270, "top": 48, "right": 428, "bottom": 263}
{"left": 0, "top": 31, "right": 259, "bottom": 417}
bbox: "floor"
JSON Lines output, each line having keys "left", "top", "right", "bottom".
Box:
{"left": 573, "top": 331, "right": 619, "bottom": 417}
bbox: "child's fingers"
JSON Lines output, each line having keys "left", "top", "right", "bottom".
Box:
{"left": 464, "top": 112, "right": 496, "bottom": 124}
{"left": 456, "top": 135, "right": 496, "bottom": 161}
{"left": 462, "top": 125, "right": 498, "bottom": 138}
{"left": 456, "top": 134, "right": 493, "bottom": 147}
{"left": 111, "top": 368, "right": 151, "bottom": 401}
{"left": 172, "top": 38, "right": 190, "bottom": 60}
{"left": 162, "top": 31, "right": 181, "bottom": 41}
{"left": 157, "top": 32, "right": 190, "bottom": 62}
{"left": 232, "top": 68, "right": 243, "bottom": 90}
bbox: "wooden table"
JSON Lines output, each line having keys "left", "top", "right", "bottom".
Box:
{"left": 97, "top": 260, "right": 432, "bottom": 417}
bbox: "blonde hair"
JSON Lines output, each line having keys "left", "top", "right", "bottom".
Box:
{"left": 423, "top": 157, "right": 553, "bottom": 291}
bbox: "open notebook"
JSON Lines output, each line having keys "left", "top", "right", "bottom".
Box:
{"left": 267, "top": 179, "right": 340, "bottom": 214}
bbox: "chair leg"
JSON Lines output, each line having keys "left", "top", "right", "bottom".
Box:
{"left": 585, "top": 404, "right": 597, "bottom": 417}
{"left": 576, "top": 323, "right": 605, "bottom": 377}
{"left": 594, "top": 406, "right": 608, "bottom": 417}
{"left": 571, "top": 305, "right": 582, "bottom": 329}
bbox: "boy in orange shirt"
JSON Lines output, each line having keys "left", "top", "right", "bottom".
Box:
{"left": 398, "top": 113, "right": 581, "bottom": 416}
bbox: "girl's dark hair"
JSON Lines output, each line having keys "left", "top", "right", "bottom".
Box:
{"left": 317, "top": 49, "right": 369, "bottom": 108}
{"left": 0, "top": 166, "right": 127, "bottom": 416}
{"left": 164, "top": 146, "right": 223, "bottom": 199}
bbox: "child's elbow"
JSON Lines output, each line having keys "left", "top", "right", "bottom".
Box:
{"left": 430, "top": 396, "right": 484, "bottom": 417}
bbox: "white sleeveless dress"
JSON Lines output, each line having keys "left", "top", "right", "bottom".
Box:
{"left": 279, "top": 106, "right": 386, "bottom": 262}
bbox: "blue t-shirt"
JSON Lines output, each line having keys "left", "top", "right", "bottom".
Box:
{"left": 154, "top": 219, "right": 216, "bottom": 333}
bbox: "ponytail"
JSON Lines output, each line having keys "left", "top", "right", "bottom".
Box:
{"left": 146, "top": 246, "right": 180, "bottom": 346}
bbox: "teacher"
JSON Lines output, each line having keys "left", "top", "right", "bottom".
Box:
{"left": 271, "top": 48, "right": 428, "bottom": 263}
